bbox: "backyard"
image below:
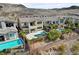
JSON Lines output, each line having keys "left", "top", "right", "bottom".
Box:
{"left": 28, "top": 19, "right": 79, "bottom": 55}
{"left": 1, "top": 18, "right": 79, "bottom": 55}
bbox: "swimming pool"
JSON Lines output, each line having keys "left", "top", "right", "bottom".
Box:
{"left": 0, "top": 38, "right": 24, "bottom": 51}
{"left": 35, "top": 31, "right": 47, "bottom": 37}
{"left": 56, "top": 29, "right": 64, "bottom": 32}
{"left": 26, "top": 30, "right": 47, "bottom": 40}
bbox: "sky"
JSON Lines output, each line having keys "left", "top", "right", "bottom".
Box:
{"left": 0, "top": 0, "right": 79, "bottom": 9}
{"left": 23, "top": 3, "right": 79, "bottom": 9}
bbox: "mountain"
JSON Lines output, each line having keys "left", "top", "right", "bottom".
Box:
{"left": 0, "top": 3, "right": 79, "bottom": 17}
{"left": 56, "top": 5, "right": 79, "bottom": 10}
{"left": 0, "top": 3, "right": 27, "bottom": 12}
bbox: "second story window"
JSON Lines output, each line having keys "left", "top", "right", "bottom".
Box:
{"left": 5, "top": 22, "right": 14, "bottom": 27}
{"left": 53, "top": 21, "right": 55, "bottom": 24}
{"left": 22, "top": 23, "right": 28, "bottom": 28}
{"left": 56, "top": 21, "right": 59, "bottom": 24}
{"left": 46, "top": 21, "right": 51, "bottom": 24}
{"left": 0, "top": 22, "right": 2, "bottom": 28}
{"left": 37, "top": 21, "right": 42, "bottom": 24}
{"left": 30, "top": 21, "right": 36, "bottom": 26}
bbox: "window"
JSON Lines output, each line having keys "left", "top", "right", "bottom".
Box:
{"left": 53, "top": 21, "right": 55, "bottom": 24}
{"left": 33, "top": 16, "right": 38, "bottom": 17}
{"left": 26, "top": 16, "right": 28, "bottom": 18}
{"left": 37, "top": 21, "right": 42, "bottom": 24}
{"left": 5, "top": 22, "right": 14, "bottom": 27}
{"left": 24, "top": 23, "right": 27, "bottom": 26}
{"left": 0, "top": 6, "right": 3, "bottom": 8}
{"left": 42, "top": 15, "right": 44, "bottom": 17}
{"left": 0, "top": 35, "right": 5, "bottom": 42}
{"left": 56, "top": 21, "right": 59, "bottom": 24}
{"left": 46, "top": 21, "right": 51, "bottom": 24}
{"left": 0, "top": 22, "right": 2, "bottom": 28}
{"left": 63, "top": 17, "right": 66, "bottom": 19}
{"left": 8, "top": 33, "right": 15, "bottom": 40}
{"left": 22, "top": 23, "right": 28, "bottom": 28}
{"left": 60, "top": 19, "right": 64, "bottom": 23}
{"left": 8, "top": 33, "right": 15, "bottom": 37}
{"left": 31, "top": 29, "right": 35, "bottom": 32}
{"left": 36, "top": 16, "right": 38, "bottom": 17}
{"left": 37, "top": 27, "right": 42, "bottom": 29}
{"left": 30, "top": 21, "right": 35, "bottom": 26}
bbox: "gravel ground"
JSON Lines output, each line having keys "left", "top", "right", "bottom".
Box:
{"left": 33, "top": 32, "right": 79, "bottom": 55}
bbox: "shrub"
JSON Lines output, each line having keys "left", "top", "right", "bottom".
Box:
{"left": 62, "top": 28, "right": 72, "bottom": 34}
{"left": 75, "top": 23, "right": 79, "bottom": 29}
{"left": 57, "top": 44, "right": 66, "bottom": 55}
{"left": 65, "top": 19, "right": 75, "bottom": 29}
{"left": 71, "top": 43, "right": 79, "bottom": 55}
{"left": 50, "top": 24, "right": 58, "bottom": 29}
{"left": 47, "top": 29, "right": 61, "bottom": 41}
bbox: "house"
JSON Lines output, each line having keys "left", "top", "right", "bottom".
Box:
{"left": 0, "top": 16, "right": 24, "bottom": 51}
{"left": 19, "top": 13, "right": 79, "bottom": 33}
{"left": 19, "top": 14, "right": 67, "bottom": 33}
{"left": 19, "top": 14, "right": 43, "bottom": 33}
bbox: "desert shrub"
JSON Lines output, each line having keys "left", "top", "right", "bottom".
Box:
{"left": 47, "top": 29, "right": 61, "bottom": 41}
{"left": 62, "top": 28, "right": 72, "bottom": 34}
{"left": 57, "top": 44, "right": 66, "bottom": 55}
{"left": 71, "top": 43, "right": 79, "bottom": 55}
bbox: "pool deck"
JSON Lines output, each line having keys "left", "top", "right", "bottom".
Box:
{"left": 26, "top": 30, "right": 46, "bottom": 40}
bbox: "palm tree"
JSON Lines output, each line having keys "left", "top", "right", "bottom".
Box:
{"left": 19, "top": 31, "right": 27, "bottom": 50}
{"left": 11, "top": 14, "right": 29, "bottom": 51}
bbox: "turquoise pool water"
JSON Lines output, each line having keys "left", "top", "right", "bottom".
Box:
{"left": 56, "top": 29, "right": 64, "bottom": 32}
{"left": 0, "top": 38, "right": 24, "bottom": 51}
{"left": 35, "top": 31, "right": 47, "bottom": 37}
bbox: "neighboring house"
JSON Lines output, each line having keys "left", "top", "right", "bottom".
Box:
{"left": 19, "top": 13, "right": 79, "bottom": 33}
{"left": 19, "top": 14, "right": 66, "bottom": 33}
{"left": 19, "top": 15, "right": 43, "bottom": 33}
{"left": 0, "top": 17, "right": 23, "bottom": 51}
{"left": 0, "top": 17, "right": 17, "bottom": 41}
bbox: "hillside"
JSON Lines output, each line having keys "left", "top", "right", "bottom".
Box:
{"left": 0, "top": 3, "right": 79, "bottom": 17}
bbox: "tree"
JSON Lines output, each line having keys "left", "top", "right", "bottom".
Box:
{"left": 70, "top": 23, "right": 75, "bottom": 29}
{"left": 62, "top": 28, "right": 72, "bottom": 34}
{"left": 65, "top": 18, "right": 75, "bottom": 29}
{"left": 19, "top": 30, "right": 29, "bottom": 50}
{"left": 50, "top": 24, "right": 58, "bottom": 29}
{"left": 15, "top": 16, "right": 29, "bottom": 51}
{"left": 17, "top": 18, "right": 22, "bottom": 33}
{"left": 47, "top": 29, "right": 61, "bottom": 41}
